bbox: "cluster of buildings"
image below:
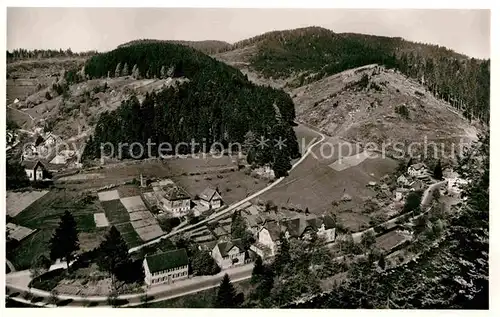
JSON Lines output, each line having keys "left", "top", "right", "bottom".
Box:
{"left": 142, "top": 201, "right": 337, "bottom": 287}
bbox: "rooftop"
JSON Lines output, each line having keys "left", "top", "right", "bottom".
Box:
{"left": 163, "top": 184, "right": 191, "bottom": 201}
{"left": 199, "top": 187, "right": 221, "bottom": 202}
{"left": 216, "top": 239, "right": 245, "bottom": 257}
{"left": 145, "top": 249, "right": 189, "bottom": 273}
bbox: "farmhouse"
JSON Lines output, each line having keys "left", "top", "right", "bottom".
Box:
{"left": 158, "top": 183, "right": 191, "bottom": 217}
{"left": 211, "top": 239, "right": 246, "bottom": 270}
{"left": 251, "top": 221, "right": 281, "bottom": 258}
{"left": 408, "top": 163, "right": 429, "bottom": 177}
{"left": 23, "top": 160, "right": 46, "bottom": 181}
{"left": 281, "top": 214, "right": 336, "bottom": 242}
{"left": 410, "top": 179, "right": 425, "bottom": 191}
{"left": 143, "top": 249, "right": 189, "bottom": 286}
{"left": 317, "top": 215, "right": 337, "bottom": 243}
{"left": 199, "top": 187, "right": 223, "bottom": 209}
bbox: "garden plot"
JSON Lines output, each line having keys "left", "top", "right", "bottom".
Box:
{"left": 100, "top": 200, "right": 130, "bottom": 224}
{"left": 329, "top": 151, "right": 379, "bottom": 171}
{"left": 131, "top": 218, "right": 158, "bottom": 229}
{"left": 6, "top": 190, "right": 49, "bottom": 217}
{"left": 120, "top": 195, "right": 148, "bottom": 212}
{"left": 129, "top": 210, "right": 153, "bottom": 221}
{"left": 97, "top": 189, "right": 120, "bottom": 202}
{"left": 93, "top": 213, "right": 109, "bottom": 227}
{"left": 134, "top": 225, "right": 164, "bottom": 241}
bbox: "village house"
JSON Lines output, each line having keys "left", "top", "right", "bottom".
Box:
{"left": 251, "top": 220, "right": 281, "bottom": 259}
{"left": 211, "top": 239, "right": 246, "bottom": 270}
{"left": 317, "top": 215, "right": 337, "bottom": 243}
{"left": 23, "top": 160, "right": 46, "bottom": 181}
{"left": 199, "top": 187, "right": 223, "bottom": 209}
{"left": 143, "top": 249, "right": 189, "bottom": 286}
{"left": 394, "top": 188, "right": 408, "bottom": 202}
{"left": 407, "top": 163, "right": 429, "bottom": 178}
{"left": 157, "top": 183, "right": 191, "bottom": 217}
{"left": 281, "top": 214, "right": 336, "bottom": 242}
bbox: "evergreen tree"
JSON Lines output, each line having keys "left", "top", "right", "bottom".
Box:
{"left": 215, "top": 274, "right": 239, "bottom": 308}
{"left": 378, "top": 254, "right": 386, "bottom": 270}
{"left": 6, "top": 159, "right": 30, "bottom": 189}
{"left": 114, "top": 62, "right": 122, "bottom": 78}
{"left": 96, "top": 226, "right": 131, "bottom": 285}
{"left": 433, "top": 160, "right": 443, "bottom": 180}
{"left": 274, "top": 232, "right": 291, "bottom": 274}
{"left": 272, "top": 150, "right": 292, "bottom": 178}
{"left": 251, "top": 256, "right": 265, "bottom": 284}
{"left": 49, "top": 211, "right": 79, "bottom": 269}
{"left": 167, "top": 65, "right": 174, "bottom": 77}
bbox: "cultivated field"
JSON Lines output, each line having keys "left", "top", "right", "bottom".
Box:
{"left": 8, "top": 189, "right": 104, "bottom": 270}
{"left": 6, "top": 190, "right": 49, "bottom": 217}
{"left": 257, "top": 135, "right": 399, "bottom": 232}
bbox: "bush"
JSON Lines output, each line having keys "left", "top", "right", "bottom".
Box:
{"left": 395, "top": 104, "right": 410, "bottom": 119}
{"left": 45, "top": 91, "right": 52, "bottom": 100}
{"left": 158, "top": 217, "right": 181, "bottom": 233}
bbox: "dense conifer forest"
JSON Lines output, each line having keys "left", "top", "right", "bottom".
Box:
{"left": 82, "top": 42, "right": 300, "bottom": 176}
{"left": 233, "top": 27, "right": 490, "bottom": 122}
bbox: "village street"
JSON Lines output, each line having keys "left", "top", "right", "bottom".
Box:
{"left": 128, "top": 123, "right": 326, "bottom": 253}
{"left": 6, "top": 263, "right": 254, "bottom": 307}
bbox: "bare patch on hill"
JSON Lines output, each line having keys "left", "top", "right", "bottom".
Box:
{"left": 292, "top": 65, "right": 478, "bottom": 155}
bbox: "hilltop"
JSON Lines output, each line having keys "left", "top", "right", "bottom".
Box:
{"left": 291, "top": 64, "right": 479, "bottom": 156}
{"left": 118, "top": 39, "right": 231, "bottom": 54}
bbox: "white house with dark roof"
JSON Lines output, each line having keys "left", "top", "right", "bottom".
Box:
{"left": 251, "top": 221, "right": 281, "bottom": 259}
{"left": 211, "top": 239, "right": 246, "bottom": 270}
{"left": 199, "top": 187, "right": 222, "bottom": 209}
{"left": 23, "top": 160, "right": 46, "bottom": 181}
{"left": 143, "top": 249, "right": 189, "bottom": 286}
{"left": 157, "top": 183, "right": 191, "bottom": 217}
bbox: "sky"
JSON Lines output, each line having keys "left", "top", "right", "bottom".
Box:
{"left": 7, "top": 8, "right": 490, "bottom": 59}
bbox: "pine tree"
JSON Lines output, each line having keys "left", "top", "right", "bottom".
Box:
{"left": 49, "top": 211, "right": 79, "bottom": 269}
{"left": 272, "top": 150, "right": 292, "bottom": 178}
{"left": 96, "top": 226, "right": 131, "bottom": 285}
{"left": 122, "top": 63, "right": 129, "bottom": 77}
{"left": 114, "top": 62, "right": 122, "bottom": 78}
{"left": 378, "top": 254, "right": 386, "bottom": 270}
{"left": 433, "top": 160, "right": 443, "bottom": 180}
{"left": 251, "top": 256, "right": 265, "bottom": 283}
{"left": 132, "top": 64, "right": 140, "bottom": 79}
{"left": 160, "top": 65, "right": 166, "bottom": 79}
{"left": 274, "top": 232, "right": 290, "bottom": 274}
{"left": 214, "top": 274, "right": 238, "bottom": 308}
{"left": 167, "top": 65, "right": 174, "bottom": 77}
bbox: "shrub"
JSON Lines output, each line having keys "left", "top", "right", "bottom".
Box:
{"left": 395, "top": 104, "right": 410, "bottom": 119}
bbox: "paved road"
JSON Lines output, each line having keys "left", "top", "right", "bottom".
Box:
{"left": 129, "top": 125, "right": 326, "bottom": 253}
{"left": 6, "top": 263, "right": 254, "bottom": 307}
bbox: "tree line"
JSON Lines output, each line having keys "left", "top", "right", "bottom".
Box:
{"left": 7, "top": 48, "right": 97, "bottom": 62}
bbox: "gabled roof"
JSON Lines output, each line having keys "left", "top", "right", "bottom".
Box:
{"left": 145, "top": 249, "right": 188, "bottom": 273}
{"left": 282, "top": 215, "right": 322, "bottom": 238}
{"left": 261, "top": 220, "right": 281, "bottom": 241}
{"left": 321, "top": 215, "right": 336, "bottom": 230}
{"left": 163, "top": 184, "right": 191, "bottom": 201}
{"left": 199, "top": 187, "right": 221, "bottom": 202}
{"left": 215, "top": 239, "right": 245, "bottom": 257}
{"left": 23, "top": 160, "right": 44, "bottom": 170}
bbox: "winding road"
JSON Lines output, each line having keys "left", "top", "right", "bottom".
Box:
{"left": 128, "top": 125, "right": 326, "bottom": 253}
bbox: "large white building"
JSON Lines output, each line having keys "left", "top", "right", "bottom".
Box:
{"left": 143, "top": 249, "right": 189, "bottom": 286}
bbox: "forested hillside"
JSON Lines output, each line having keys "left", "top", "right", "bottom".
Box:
{"left": 118, "top": 39, "right": 231, "bottom": 54}
{"left": 82, "top": 42, "right": 300, "bottom": 176}
{"left": 225, "top": 26, "right": 489, "bottom": 122}
{"left": 7, "top": 48, "right": 97, "bottom": 62}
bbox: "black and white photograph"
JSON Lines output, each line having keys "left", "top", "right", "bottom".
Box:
{"left": 3, "top": 2, "right": 492, "bottom": 310}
